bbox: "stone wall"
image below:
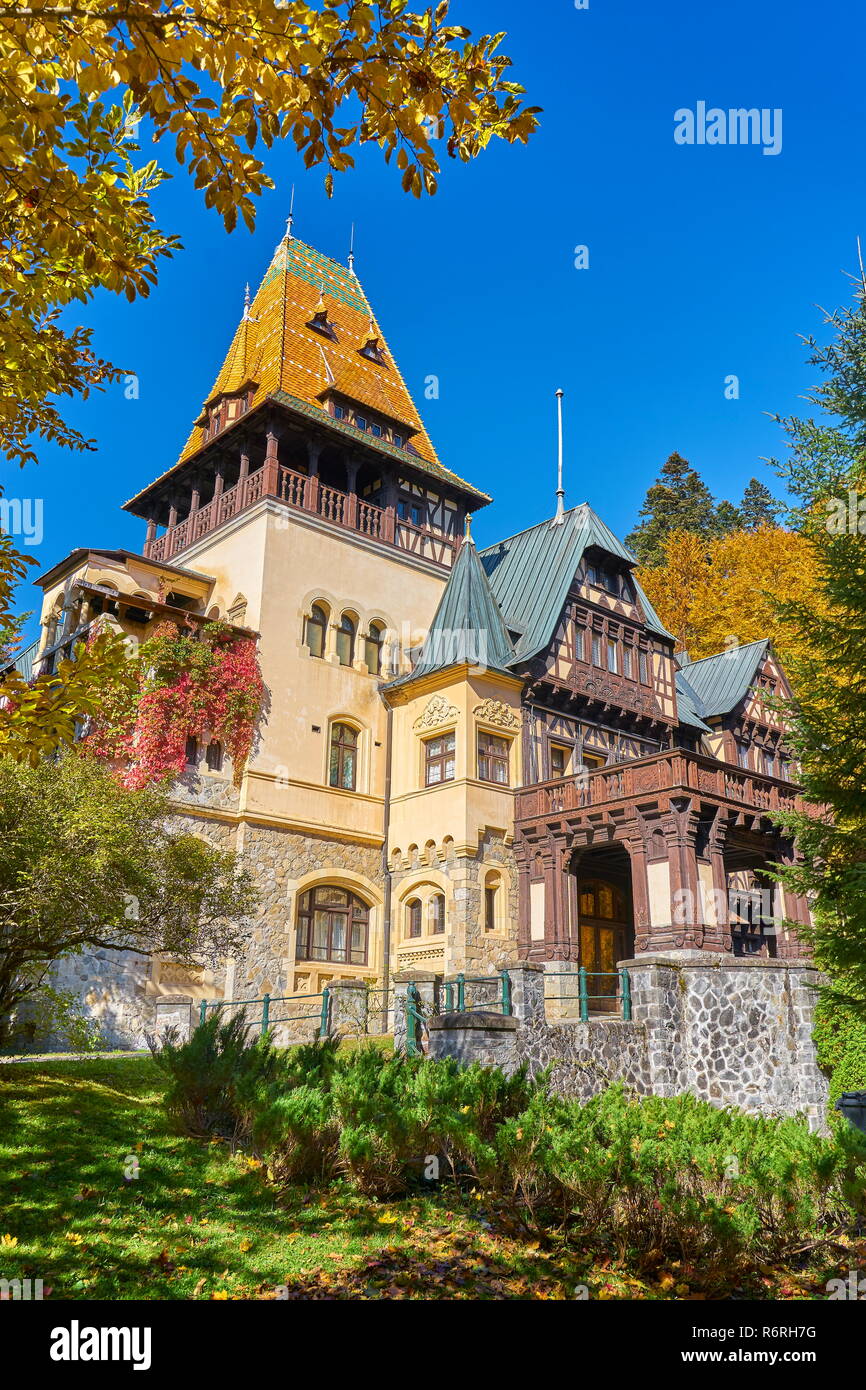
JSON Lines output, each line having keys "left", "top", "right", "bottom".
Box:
{"left": 236, "top": 823, "right": 384, "bottom": 1000}
{"left": 423, "top": 955, "right": 830, "bottom": 1130}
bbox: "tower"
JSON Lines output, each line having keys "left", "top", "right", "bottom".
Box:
{"left": 118, "top": 229, "right": 491, "bottom": 1010}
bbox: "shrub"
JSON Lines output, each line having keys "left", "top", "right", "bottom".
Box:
{"left": 154, "top": 1025, "right": 866, "bottom": 1268}
{"left": 814, "top": 993, "right": 866, "bottom": 1107}
{"left": 150, "top": 1011, "right": 283, "bottom": 1138}
{"left": 534, "top": 1086, "right": 866, "bottom": 1268}
{"left": 3, "top": 985, "right": 105, "bottom": 1054}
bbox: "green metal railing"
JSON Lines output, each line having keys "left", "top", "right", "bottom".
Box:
{"left": 543, "top": 968, "right": 631, "bottom": 1022}
{"left": 199, "top": 989, "right": 330, "bottom": 1037}
{"left": 436, "top": 972, "right": 512, "bottom": 1016}
{"left": 363, "top": 985, "right": 395, "bottom": 1035}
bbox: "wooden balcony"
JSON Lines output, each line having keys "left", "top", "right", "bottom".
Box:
{"left": 515, "top": 748, "right": 809, "bottom": 826}
{"left": 143, "top": 459, "right": 460, "bottom": 570}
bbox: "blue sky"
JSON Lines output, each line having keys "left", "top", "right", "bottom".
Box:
{"left": 8, "top": 0, "right": 866, "bottom": 634}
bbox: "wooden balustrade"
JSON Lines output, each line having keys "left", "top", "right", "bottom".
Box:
{"left": 143, "top": 463, "right": 459, "bottom": 569}
{"left": 515, "top": 748, "right": 808, "bottom": 824}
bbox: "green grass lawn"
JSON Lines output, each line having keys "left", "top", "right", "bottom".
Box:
{"left": 0, "top": 1058, "right": 859, "bottom": 1300}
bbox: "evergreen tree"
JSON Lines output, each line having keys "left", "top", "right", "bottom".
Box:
{"left": 713, "top": 499, "right": 742, "bottom": 535}
{"left": 740, "top": 478, "right": 782, "bottom": 530}
{"left": 771, "top": 274, "right": 866, "bottom": 1009}
{"left": 626, "top": 452, "right": 718, "bottom": 565}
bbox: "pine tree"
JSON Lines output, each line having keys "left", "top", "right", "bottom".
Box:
{"left": 771, "top": 274, "right": 866, "bottom": 1008}
{"left": 626, "top": 452, "right": 718, "bottom": 565}
{"left": 740, "top": 478, "right": 782, "bottom": 530}
{"left": 713, "top": 499, "right": 742, "bottom": 535}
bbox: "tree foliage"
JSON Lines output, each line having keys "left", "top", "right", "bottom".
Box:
{"left": 740, "top": 477, "right": 782, "bottom": 530}
{"left": 769, "top": 277, "right": 866, "bottom": 1008}
{"left": 0, "top": 752, "right": 257, "bottom": 1022}
{"left": 0, "top": 0, "right": 539, "bottom": 466}
{"left": 637, "top": 524, "right": 824, "bottom": 663}
{"left": 0, "top": 627, "right": 138, "bottom": 765}
{"left": 626, "top": 454, "right": 783, "bottom": 566}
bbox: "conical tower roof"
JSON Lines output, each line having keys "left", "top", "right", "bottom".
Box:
{"left": 125, "top": 231, "right": 489, "bottom": 512}
{"left": 405, "top": 530, "right": 517, "bottom": 681}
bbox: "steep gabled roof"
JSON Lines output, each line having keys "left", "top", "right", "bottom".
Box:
{"left": 400, "top": 533, "right": 517, "bottom": 683}
{"left": 678, "top": 639, "right": 771, "bottom": 718}
{"left": 478, "top": 504, "right": 673, "bottom": 665}
{"left": 125, "top": 235, "right": 491, "bottom": 512}
{"left": 673, "top": 668, "right": 712, "bottom": 732}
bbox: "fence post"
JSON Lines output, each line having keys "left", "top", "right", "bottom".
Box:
{"left": 620, "top": 969, "right": 632, "bottom": 1022}
{"left": 578, "top": 968, "right": 589, "bottom": 1022}
{"left": 261, "top": 993, "right": 271, "bottom": 1037}
{"left": 320, "top": 986, "right": 331, "bottom": 1036}
{"left": 198, "top": 999, "right": 208, "bottom": 1028}
{"left": 456, "top": 973, "right": 465, "bottom": 1012}
{"left": 500, "top": 970, "right": 512, "bottom": 1017}
{"left": 445, "top": 980, "right": 454, "bottom": 1012}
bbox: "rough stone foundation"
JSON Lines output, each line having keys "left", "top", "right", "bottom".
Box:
{"left": 424, "top": 955, "right": 829, "bottom": 1131}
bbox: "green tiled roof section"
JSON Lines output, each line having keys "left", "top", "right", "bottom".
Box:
{"left": 478, "top": 504, "right": 672, "bottom": 665}
{"left": 674, "top": 669, "right": 712, "bottom": 732}
{"left": 262, "top": 240, "right": 369, "bottom": 314}
{"left": 679, "top": 639, "right": 769, "bottom": 718}
{"left": 412, "top": 537, "right": 516, "bottom": 678}
{"left": 269, "top": 390, "right": 492, "bottom": 506}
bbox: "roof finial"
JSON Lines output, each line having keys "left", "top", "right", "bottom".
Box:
{"left": 464, "top": 513, "right": 474, "bottom": 545}
{"left": 348, "top": 221, "right": 356, "bottom": 276}
{"left": 286, "top": 184, "right": 295, "bottom": 241}
{"left": 552, "top": 389, "right": 566, "bottom": 525}
{"left": 243, "top": 282, "right": 251, "bottom": 319}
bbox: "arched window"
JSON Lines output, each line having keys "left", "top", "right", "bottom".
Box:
{"left": 205, "top": 740, "right": 223, "bottom": 772}
{"left": 336, "top": 613, "right": 356, "bottom": 666}
{"left": 329, "top": 722, "right": 358, "bottom": 790}
{"left": 407, "top": 898, "right": 422, "bottom": 939}
{"left": 305, "top": 602, "right": 328, "bottom": 658}
{"left": 430, "top": 893, "right": 445, "bottom": 935}
{"left": 184, "top": 735, "right": 198, "bottom": 767}
{"left": 297, "top": 886, "right": 369, "bottom": 965}
{"left": 365, "top": 621, "right": 385, "bottom": 676}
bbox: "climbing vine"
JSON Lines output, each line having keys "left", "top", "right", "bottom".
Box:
{"left": 84, "top": 620, "right": 264, "bottom": 789}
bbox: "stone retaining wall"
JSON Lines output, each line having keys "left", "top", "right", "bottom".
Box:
{"left": 423, "top": 954, "right": 829, "bottom": 1130}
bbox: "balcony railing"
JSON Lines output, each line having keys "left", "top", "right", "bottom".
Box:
{"left": 515, "top": 748, "right": 809, "bottom": 823}
{"left": 144, "top": 461, "right": 460, "bottom": 570}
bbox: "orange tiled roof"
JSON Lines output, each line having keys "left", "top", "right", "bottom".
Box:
{"left": 181, "top": 235, "right": 440, "bottom": 467}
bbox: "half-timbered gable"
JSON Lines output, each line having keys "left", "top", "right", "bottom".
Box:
{"left": 677, "top": 641, "right": 795, "bottom": 778}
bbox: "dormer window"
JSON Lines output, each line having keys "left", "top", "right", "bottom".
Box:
{"left": 371, "top": 422, "right": 382, "bottom": 438}
{"left": 307, "top": 295, "right": 338, "bottom": 341}
{"left": 355, "top": 413, "right": 367, "bottom": 432}
{"left": 359, "top": 337, "right": 387, "bottom": 366}
{"left": 333, "top": 404, "right": 346, "bottom": 421}
{"left": 359, "top": 316, "right": 387, "bottom": 366}
{"left": 393, "top": 433, "right": 404, "bottom": 449}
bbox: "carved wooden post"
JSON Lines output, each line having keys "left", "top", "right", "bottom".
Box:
{"left": 238, "top": 448, "right": 250, "bottom": 509}
{"left": 263, "top": 429, "right": 280, "bottom": 496}
{"left": 627, "top": 830, "right": 652, "bottom": 953}
{"left": 515, "top": 837, "right": 533, "bottom": 958}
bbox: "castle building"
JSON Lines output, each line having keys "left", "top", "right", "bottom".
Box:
{"left": 19, "top": 229, "right": 813, "bottom": 1045}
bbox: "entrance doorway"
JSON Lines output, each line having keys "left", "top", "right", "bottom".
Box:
{"left": 575, "top": 870, "right": 633, "bottom": 1013}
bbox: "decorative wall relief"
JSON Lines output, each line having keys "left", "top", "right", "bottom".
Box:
{"left": 473, "top": 699, "right": 519, "bottom": 730}
{"left": 414, "top": 695, "right": 460, "bottom": 731}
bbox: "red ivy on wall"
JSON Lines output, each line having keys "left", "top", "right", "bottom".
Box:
{"left": 84, "top": 620, "right": 264, "bottom": 790}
